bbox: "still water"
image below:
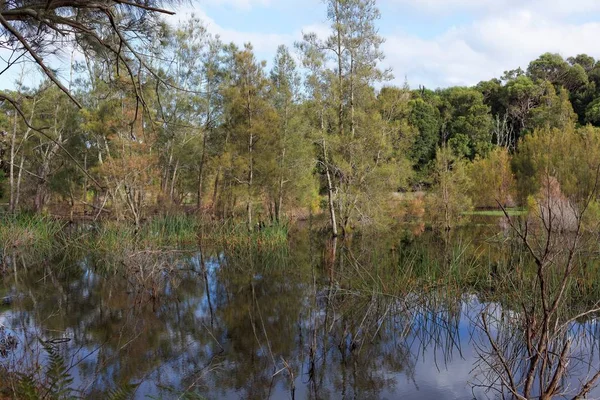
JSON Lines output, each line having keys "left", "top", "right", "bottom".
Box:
{"left": 1, "top": 224, "right": 600, "bottom": 399}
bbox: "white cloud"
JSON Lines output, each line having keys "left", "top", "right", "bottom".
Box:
{"left": 198, "top": 0, "right": 272, "bottom": 11}
{"left": 386, "top": 0, "right": 600, "bottom": 16}
{"left": 165, "top": 4, "right": 316, "bottom": 63}
{"left": 4, "top": 0, "right": 600, "bottom": 92}
{"left": 383, "top": 5, "right": 600, "bottom": 89}
{"left": 167, "top": 0, "right": 600, "bottom": 90}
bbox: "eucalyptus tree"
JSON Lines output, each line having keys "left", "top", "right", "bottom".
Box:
{"left": 220, "top": 43, "right": 278, "bottom": 229}
{"left": 154, "top": 18, "right": 224, "bottom": 209}
{"left": 300, "top": 0, "right": 404, "bottom": 235}
{"left": 0, "top": 0, "right": 180, "bottom": 109}
{"left": 296, "top": 32, "right": 339, "bottom": 236}
{"left": 268, "top": 45, "right": 316, "bottom": 222}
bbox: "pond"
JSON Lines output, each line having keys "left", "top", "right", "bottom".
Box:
{"left": 1, "top": 221, "right": 600, "bottom": 399}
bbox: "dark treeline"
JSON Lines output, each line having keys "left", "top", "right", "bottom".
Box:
{"left": 2, "top": 0, "right": 600, "bottom": 234}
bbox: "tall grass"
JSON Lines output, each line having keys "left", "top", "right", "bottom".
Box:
{"left": 0, "top": 214, "right": 64, "bottom": 253}
{"left": 201, "top": 220, "right": 289, "bottom": 250}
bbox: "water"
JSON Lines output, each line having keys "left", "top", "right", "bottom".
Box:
{"left": 1, "top": 224, "right": 600, "bottom": 399}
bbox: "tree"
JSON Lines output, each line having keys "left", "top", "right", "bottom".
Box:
{"left": 220, "top": 43, "right": 277, "bottom": 230}
{"left": 467, "top": 147, "right": 516, "bottom": 209}
{"left": 527, "top": 82, "right": 576, "bottom": 132}
{"left": 427, "top": 146, "right": 472, "bottom": 230}
{"left": 585, "top": 98, "right": 600, "bottom": 125}
{"left": 438, "top": 87, "right": 493, "bottom": 159}
{"left": 512, "top": 124, "right": 600, "bottom": 206}
{"left": 527, "top": 53, "right": 569, "bottom": 85}
{"left": 568, "top": 54, "right": 596, "bottom": 73}
{"left": 0, "top": 0, "right": 178, "bottom": 108}
{"left": 296, "top": 31, "right": 339, "bottom": 236}
{"left": 504, "top": 75, "right": 543, "bottom": 134}
{"left": 408, "top": 96, "right": 441, "bottom": 174}
{"left": 300, "top": 0, "right": 409, "bottom": 235}
{"left": 153, "top": 18, "right": 224, "bottom": 210}
{"left": 268, "top": 45, "right": 316, "bottom": 223}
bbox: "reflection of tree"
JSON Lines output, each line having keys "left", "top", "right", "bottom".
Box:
{"left": 301, "top": 239, "right": 466, "bottom": 400}
{"left": 9, "top": 227, "right": 600, "bottom": 399}
{"left": 0, "top": 249, "right": 209, "bottom": 397}
{"left": 472, "top": 174, "right": 600, "bottom": 399}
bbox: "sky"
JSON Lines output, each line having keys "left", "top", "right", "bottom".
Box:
{"left": 163, "top": 0, "right": 600, "bottom": 89}
{"left": 2, "top": 0, "right": 600, "bottom": 90}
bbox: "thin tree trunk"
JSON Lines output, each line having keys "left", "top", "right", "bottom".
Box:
{"left": 336, "top": 1, "right": 344, "bottom": 138}
{"left": 82, "top": 152, "right": 88, "bottom": 210}
{"left": 170, "top": 160, "right": 179, "bottom": 202}
{"left": 323, "top": 140, "right": 338, "bottom": 237}
{"left": 350, "top": 56, "right": 355, "bottom": 139}
{"left": 197, "top": 141, "right": 207, "bottom": 211}
{"left": 198, "top": 73, "right": 214, "bottom": 212}
{"left": 247, "top": 86, "right": 254, "bottom": 231}
{"left": 9, "top": 111, "right": 16, "bottom": 212}
{"left": 276, "top": 103, "right": 288, "bottom": 223}
{"left": 9, "top": 96, "right": 35, "bottom": 213}
{"left": 15, "top": 155, "right": 24, "bottom": 210}
{"left": 211, "top": 167, "right": 221, "bottom": 214}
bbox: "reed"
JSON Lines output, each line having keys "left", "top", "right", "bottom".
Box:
{"left": 0, "top": 214, "right": 64, "bottom": 253}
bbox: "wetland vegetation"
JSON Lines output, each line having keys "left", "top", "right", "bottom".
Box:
{"left": 3, "top": 0, "right": 600, "bottom": 399}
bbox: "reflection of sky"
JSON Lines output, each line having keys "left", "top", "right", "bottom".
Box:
{"left": 2, "top": 253, "right": 600, "bottom": 400}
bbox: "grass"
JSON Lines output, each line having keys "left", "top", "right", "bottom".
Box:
{"left": 75, "top": 216, "right": 290, "bottom": 266}
{"left": 200, "top": 219, "right": 289, "bottom": 250}
{"left": 0, "top": 213, "right": 64, "bottom": 252}
{"left": 462, "top": 208, "right": 527, "bottom": 217}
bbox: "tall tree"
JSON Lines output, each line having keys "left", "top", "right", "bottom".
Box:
{"left": 221, "top": 43, "right": 277, "bottom": 230}
{"left": 301, "top": 0, "right": 404, "bottom": 235}
{"left": 269, "top": 45, "right": 315, "bottom": 222}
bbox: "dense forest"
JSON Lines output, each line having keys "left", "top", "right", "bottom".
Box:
{"left": 1, "top": 0, "right": 600, "bottom": 235}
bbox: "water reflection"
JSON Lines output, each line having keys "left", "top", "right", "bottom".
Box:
{"left": 0, "top": 228, "right": 599, "bottom": 399}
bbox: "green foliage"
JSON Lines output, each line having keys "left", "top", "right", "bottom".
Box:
{"left": 106, "top": 383, "right": 139, "bottom": 400}
{"left": 15, "top": 374, "right": 39, "bottom": 400}
{"left": 527, "top": 52, "right": 570, "bottom": 84}
{"left": 426, "top": 147, "right": 473, "bottom": 230}
{"left": 512, "top": 124, "right": 600, "bottom": 205}
{"left": 585, "top": 98, "right": 600, "bottom": 125}
{"left": 9, "top": 341, "right": 140, "bottom": 400}
{"left": 408, "top": 97, "right": 441, "bottom": 171}
{"left": 4, "top": 0, "right": 600, "bottom": 233}
{"left": 438, "top": 87, "right": 493, "bottom": 159}
{"left": 527, "top": 83, "right": 577, "bottom": 131}
{"left": 467, "top": 147, "right": 516, "bottom": 208}
{"left": 0, "top": 214, "right": 63, "bottom": 252}
{"left": 43, "top": 341, "right": 76, "bottom": 399}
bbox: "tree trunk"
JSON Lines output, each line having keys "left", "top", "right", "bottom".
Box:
{"left": 336, "top": 1, "right": 344, "bottom": 138}
{"left": 276, "top": 103, "right": 289, "bottom": 223}
{"left": 350, "top": 56, "right": 355, "bottom": 139}
{"left": 170, "top": 160, "right": 179, "bottom": 202}
{"left": 323, "top": 140, "right": 338, "bottom": 237}
{"left": 197, "top": 139, "right": 207, "bottom": 211}
{"left": 9, "top": 111, "right": 16, "bottom": 213}
{"left": 247, "top": 86, "right": 254, "bottom": 231}
{"left": 211, "top": 167, "right": 221, "bottom": 215}
{"left": 15, "top": 155, "right": 24, "bottom": 210}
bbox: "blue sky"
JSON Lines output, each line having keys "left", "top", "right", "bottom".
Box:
{"left": 167, "top": 0, "right": 600, "bottom": 89}
{"left": 3, "top": 0, "right": 600, "bottom": 90}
